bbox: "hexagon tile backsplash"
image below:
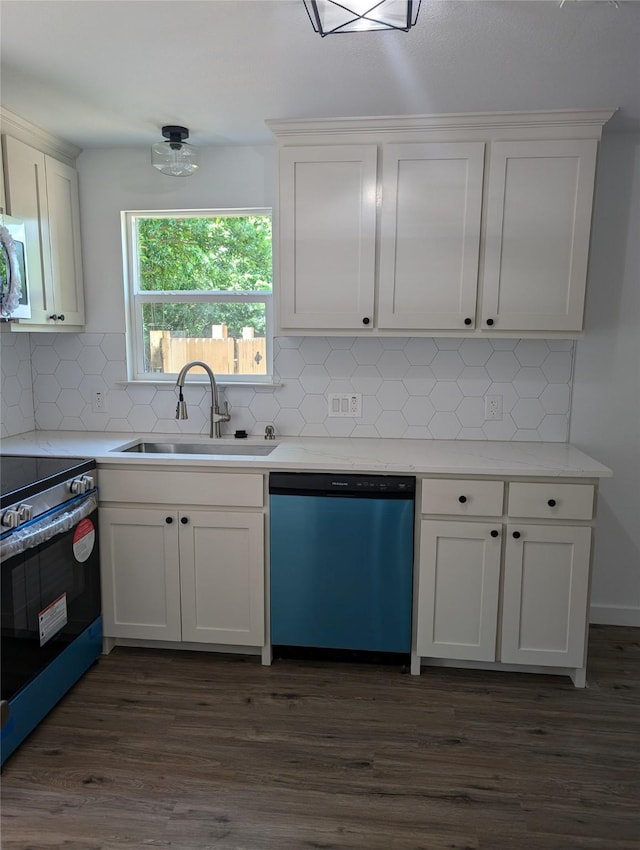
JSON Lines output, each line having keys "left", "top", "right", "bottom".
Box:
{"left": 0, "top": 331, "right": 35, "bottom": 438}
{"left": 1, "top": 332, "right": 575, "bottom": 441}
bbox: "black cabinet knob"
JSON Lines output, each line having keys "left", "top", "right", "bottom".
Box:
{"left": 464, "top": 317, "right": 472, "bottom": 326}
{"left": 486, "top": 318, "right": 495, "bottom": 327}
{"left": 58, "top": 315, "right": 65, "bottom": 321}
{"left": 165, "top": 516, "right": 173, "bottom": 524}
{"left": 547, "top": 499, "right": 557, "bottom": 507}
{"left": 512, "top": 531, "right": 521, "bottom": 539}
{"left": 362, "top": 317, "right": 370, "bottom": 325}
{"left": 458, "top": 495, "right": 467, "bottom": 504}
{"left": 490, "top": 529, "right": 500, "bottom": 538}
{"left": 180, "top": 516, "right": 189, "bottom": 525}
{"left": 48, "top": 314, "right": 65, "bottom": 322}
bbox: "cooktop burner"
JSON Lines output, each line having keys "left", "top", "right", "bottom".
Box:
{"left": 0, "top": 455, "right": 95, "bottom": 508}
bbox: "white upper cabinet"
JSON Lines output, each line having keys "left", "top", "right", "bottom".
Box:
{"left": 278, "top": 144, "right": 377, "bottom": 330}
{"left": 378, "top": 142, "right": 484, "bottom": 330}
{"left": 0, "top": 150, "right": 6, "bottom": 214}
{"left": 42, "top": 154, "right": 85, "bottom": 326}
{"left": 481, "top": 139, "right": 598, "bottom": 332}
{"left": 269, "top": 110, "right": 613, "bottom": 337}
{"left": 2, "top": 124, "right": 85, "bottom": 331}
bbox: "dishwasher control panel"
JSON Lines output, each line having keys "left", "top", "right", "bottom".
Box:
{"left": 269, "top": 472, "right": 416, "bottom": 497}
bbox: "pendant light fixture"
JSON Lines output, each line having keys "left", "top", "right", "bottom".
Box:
{"left": 151, "top": 125, "right": 199, "bottom": 176}
{"left": 303, "top": 0, "right": 421, "bottom": 36}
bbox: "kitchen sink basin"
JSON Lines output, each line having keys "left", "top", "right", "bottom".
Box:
{"left": 114, "top": 441, "right": 277, "bottom": 456}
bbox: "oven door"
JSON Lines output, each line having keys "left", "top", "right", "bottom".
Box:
{"left": 1, "top": 493, "right": 101, "bottom": 703}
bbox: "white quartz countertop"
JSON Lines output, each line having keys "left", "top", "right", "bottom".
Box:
{"left": 0, "top": 431, "right": 612, "bottom": 478}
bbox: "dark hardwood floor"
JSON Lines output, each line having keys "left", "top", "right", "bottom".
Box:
{"left": 1, "top": 625, "right": 639, "bottom": 850}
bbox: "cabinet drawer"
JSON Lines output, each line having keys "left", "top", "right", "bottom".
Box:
{"left": 508, "top": 482, "right": 594, "bottom": 520}
{"left": 99, "top": 469, "right": 264, "bottom": 508}
{"left": 421, "top": 479, "right": 504, "bottom": 517}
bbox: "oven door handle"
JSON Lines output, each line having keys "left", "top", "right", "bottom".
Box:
{"left": 0, "top": 492, "right": 98, "bottom": 563}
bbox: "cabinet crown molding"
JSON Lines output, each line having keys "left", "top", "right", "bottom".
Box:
{"left": 267, "top": 109, "right": 617, "bottom": 142}
{"left": 0, "top": 107, "right": 81, "bottom": 166}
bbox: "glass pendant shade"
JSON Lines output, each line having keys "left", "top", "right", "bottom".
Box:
{"left": 151, "top": 126, "right": 199, "bottom": 176}
{"left": 304, "top": 0, "right": 421, "bottom": 35}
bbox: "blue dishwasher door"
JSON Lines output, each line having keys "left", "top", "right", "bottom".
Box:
{"left": 270, "top": 493, "right": 413, "bottom": 653}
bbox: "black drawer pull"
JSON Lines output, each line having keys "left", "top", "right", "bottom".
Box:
{"left": 458, "top": 495, "right": 467, "bottom": 504}
{"left": 165, "top": 516, "right": 173, "bottom": 524}
{"left": 464, "top": 317, "right": 472, "bottom": 326}
{"left": 486, "top": 318, "right": 495, "bottom": 327}
{"left": 362, "top": 317, "right": 370, "bottom": 325}
{"left": 547, "top": 499, "right": 557, "bottom": 507}
{"left": 490, "top": 529, "right": 499, "bottom": 538}
{"left": 512, "top": 531, "right": 521, "bottom": 539}
{"left": 180, "top": 516, "right": 189, "bottom": 525}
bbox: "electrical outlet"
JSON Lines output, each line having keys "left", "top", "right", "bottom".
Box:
{"left": 484, "top": 394, "right": 503, "bottom": 421}
{"left": 92, "top": 390, "right": 107, "bottom": 414}
{"left": 327, "top": 393, "right": 362, "bottom": 418}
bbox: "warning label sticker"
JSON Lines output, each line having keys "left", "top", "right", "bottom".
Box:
{"left": 73, "top": 517, "right": 95, "bottom": 563}
{"left": 39, "top": 593, "right": 68, "bottom": 646}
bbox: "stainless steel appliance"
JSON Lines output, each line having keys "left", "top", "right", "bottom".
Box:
{"left": 0, "top": 455, "right": 101, "bottom": 765}
{"left": 0, "top": 214, "right": 31, "bottom": 320}
{"left": 269, "top": 472, "right": 415, "bottom": 656}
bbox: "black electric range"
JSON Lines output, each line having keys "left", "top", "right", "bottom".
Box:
{"left": 1, "top": 453, "right": 102, "bottom": 766}
{"left": 1, "top": 454, "right": 96, "bottom": 511}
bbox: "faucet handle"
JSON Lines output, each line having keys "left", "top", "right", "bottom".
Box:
{"left": 212, "top": 401, "right": 231, "bottom": 424}
{"left": 265, "top": 424, "right": 275, "bottom": 440}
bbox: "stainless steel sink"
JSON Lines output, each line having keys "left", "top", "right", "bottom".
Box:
{"left": 114, "top": 441, "right": 277, "bottom": 456}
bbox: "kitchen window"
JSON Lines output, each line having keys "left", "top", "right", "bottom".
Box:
{"left": 123, "top": 209, "right": 273, "bottom": 383}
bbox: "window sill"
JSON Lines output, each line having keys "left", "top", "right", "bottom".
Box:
{"left": 116, "top": 378, "right": 282, "bottom": 389}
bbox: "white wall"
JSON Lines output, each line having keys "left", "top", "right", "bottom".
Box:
{"left": 571, "top": 133, "right": 640, "bottom": 626}
{"left": 77, "top": 145, "right": 276, "bottom": 333}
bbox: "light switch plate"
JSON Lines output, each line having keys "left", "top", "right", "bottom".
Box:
{"left": 327, "top": 393, "right": 362, "bottom": 418}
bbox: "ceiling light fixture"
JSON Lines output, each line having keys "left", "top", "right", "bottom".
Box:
{"left": 151, "top": 125, "right": 199, "bottom": 177}
{"left": 303, "top": 0, "right": 421, "bottom": 36}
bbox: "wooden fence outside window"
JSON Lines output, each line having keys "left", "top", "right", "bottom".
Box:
{"left": 149, "top": 329, "right": 266, "bottom": 375}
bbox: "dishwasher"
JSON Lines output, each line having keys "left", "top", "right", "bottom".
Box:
{"left": 269, "top": 472, "right": 415, "bottom": 655}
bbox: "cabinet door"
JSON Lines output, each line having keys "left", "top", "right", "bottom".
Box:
{"left": 2, "top": 136, "right": 84, "bottom": 328}
{"left": 278, "top": 145, "right": 377, "bottom": 330}
{"left": 179, "top": 511, "right": 264, "bottom": 646}
{"left": 44, "top": 155, "right": 84, "bottom": 325}
{"left": 2, "top": 135, "right": 53, "bottom": 324}
{"left": 501, "top": 524, "right": 592, "bottom": 667}
{"left": 416, "top": 520, "right": 501, "bottom": 662}
{"left": 482, "top": 139, "right": 597, "bottom": 332}
{"left": 99, "top": 507, "right": 182, "bottom": 641}
{"left": 379, "top": 143, "right": 484, "bottom": 330}
{"left": 0, "top": 147, "right": 6, "bottom": 213}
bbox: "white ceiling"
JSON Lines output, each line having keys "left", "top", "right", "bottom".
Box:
{"left": 1, "top": 0, "right": 639, "bottom": 150}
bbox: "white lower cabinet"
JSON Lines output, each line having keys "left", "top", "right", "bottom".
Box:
{"left": 417, "top": 520, "right": 501, "bottom": 662}
{"left": 501, "top": 524, "right": 592, "bottom": 668}
{"left": 100, "top": 507, "right": 264, "bottom": 647}
{"left": 100, "top": 507, "right": 181, "bottom": 641}
{"left": 178, "top": 510, "right": 264, "bottom": 645}
{"left": 414, "top": 477, "right": 596, "bottom": 685}
{"left": 98, "top": 468, "right": 266, "bottom": 650}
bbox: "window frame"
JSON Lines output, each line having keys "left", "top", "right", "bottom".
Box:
{"left": 122, "top": 208, "right": 274, "bottom": 384}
